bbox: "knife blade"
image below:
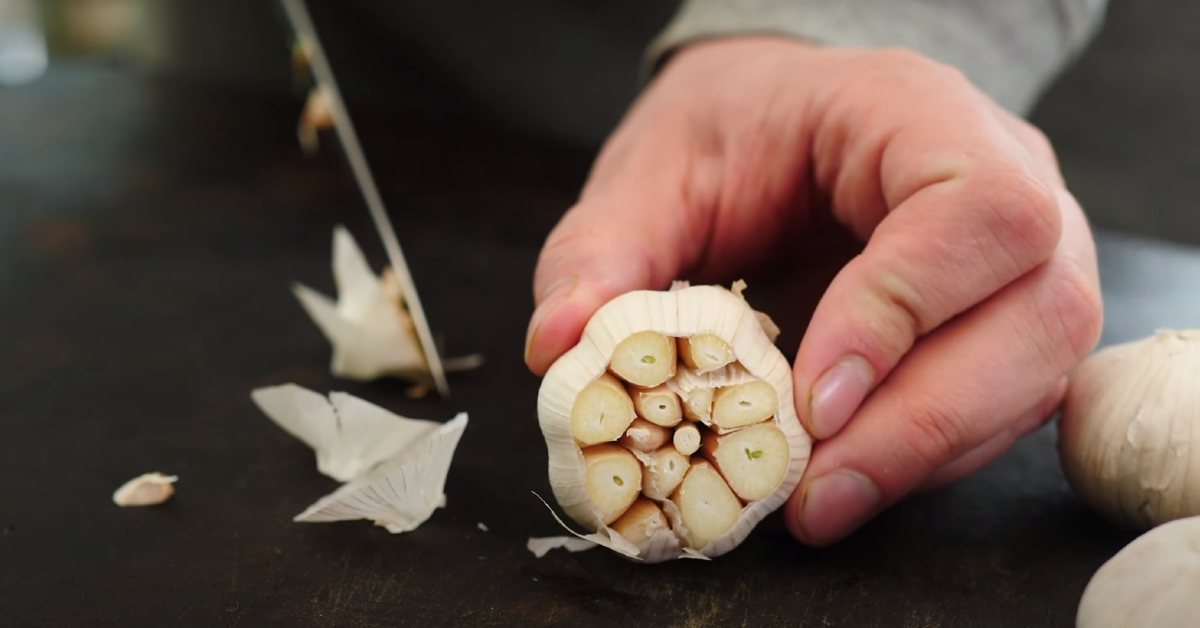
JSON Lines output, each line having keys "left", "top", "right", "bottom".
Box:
{"left": 279, "top": 0, "right": 450, "bottom": 397}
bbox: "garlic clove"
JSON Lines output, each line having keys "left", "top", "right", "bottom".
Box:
{"left": 619, "top": 419, "right": 671, "bottom": 453}
{"left": 582, "top": 444, "right": 643, "bottom": 524}
{"left": 672, "top": 423, "right": 701, "bottom": 456}
{"left": 112, "top": 472, "right": 177, "bottom": 507}
{"left": 641, "top": 447, "right": 690, "bottom": 501}
{"left": 672, "top": 461, "right": 742, "bottom": 550}
{"left": 711, "top": 380, "right": 778, "bottom": 432}
{"left": 1076, "top": 515, "right": 1200, "bottom": 628}
{"left": 702, "top": 423, "right": 790, "bottom": 501}
{"left": 610, "top": 499, "right": 671, "bottom": 553}
{"left": 569, "top": 373, "right": 637, "bottom": 446}
{"left": 678, "top": 334, "right": 734, "bottom": 373}
{"left": 610, "top": 331, "right": 677, "bottom": 387}
{"left": 630, "top": 384, "right": 683, "bottom": 427}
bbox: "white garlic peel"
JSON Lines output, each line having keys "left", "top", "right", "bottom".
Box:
{"left": 526, "top": 536, "right": 598, "bottom": 558}
{"left": 295, "top": 413, "right": 467, "bottom": 533}
{"left": 1076, "top": 515, "right": 1200, "bottom": 628}
{"left": 293, "top": 226, "right": 482, "bottom": 385}
{"left": 536, "top": 284, "right": 811, "bottom": 562}
{"left": 1060, "top": 330, "right": 1200, "bottom": 529}
{"left": 112, "top": 472, "right": 178, "bottom": 507}
{"left": 251, "top": 384, "right": 468, "bottom": 533}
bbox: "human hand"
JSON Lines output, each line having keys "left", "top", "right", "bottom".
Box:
{"left": 524, "top": 38, "right": 1103, "bottom": 546}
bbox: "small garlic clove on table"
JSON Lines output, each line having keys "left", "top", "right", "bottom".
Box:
{"left": 536, "top": 284, "right": 812, "bottom": 562}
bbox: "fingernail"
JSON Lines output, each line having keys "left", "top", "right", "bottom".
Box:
{"left": 797, "top": 469, "right": 881, "bottom": 546}
{"left": 525, "top": 275, "right": 579, "bottom": 363}
{"left": 808, "top": 355, "right": 875, "bottom": 438}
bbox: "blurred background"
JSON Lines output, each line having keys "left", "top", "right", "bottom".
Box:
{"left": 3, "top": 0, "right": 1198, "bottom": 242}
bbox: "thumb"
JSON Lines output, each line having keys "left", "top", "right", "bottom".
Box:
{"left": 525, "top": 190, "right": 692, "bottom": 375}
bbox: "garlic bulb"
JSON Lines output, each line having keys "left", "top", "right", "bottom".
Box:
{"left": 536, "top": 284, "right": 812, "bottom": 562}
{"left": 1076, "top": 515, "right": 1200, "bottom": 628}
{"left": 1060, "top": 330, "right": 1200, "bottom": 529}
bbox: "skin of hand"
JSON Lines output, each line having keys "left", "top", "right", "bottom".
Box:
{"left": 524, "top": 37, "right": 1103, "bottom": 546}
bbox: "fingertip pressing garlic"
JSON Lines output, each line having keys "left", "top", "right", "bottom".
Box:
{"left": 1076, "top": 515, "right": 1200, "bottom": 628}
{"left": 536, "top": 284, "right": 812, "bottom": 561}
{"left": 1060, "top": 330, "right": 1200, "bottom": 529}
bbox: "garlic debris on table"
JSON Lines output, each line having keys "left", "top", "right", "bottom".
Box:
{"left": 251, "top": 384, "right": 468, "bottom": 533}
{"left": 112, "top": 472, "right": 177, "bottom": 507}
{"left": 536, "top": 283, "right": 811, "bottom": 562}
{"left": 1059, "top": 330, "right": 1200, "bottom": 529}
{"left": 1076, "top": 515, "right": 1200, "bottom": 628}
{"left": 292, "top": 226, "right": 482, "bottom": 389}
{"left": 526, "top": 536, "right": 598, "bottom": 558}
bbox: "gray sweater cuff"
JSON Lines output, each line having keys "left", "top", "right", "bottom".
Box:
{"left": 646, "top": 0, "right": 1108, "bottom": 114}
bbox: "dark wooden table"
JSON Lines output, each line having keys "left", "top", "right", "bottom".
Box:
{"left": 3, "top": 63, "right": 1199, "bottom": 627}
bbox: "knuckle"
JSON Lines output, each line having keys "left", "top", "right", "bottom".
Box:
{"left": 900, "top": 401, "right": 969, "bottom": 473}
{"left": 971, "top": 169, "right": 1062, "bottom": 268}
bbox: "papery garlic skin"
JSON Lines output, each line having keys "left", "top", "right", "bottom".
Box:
{"left": 1076, "top": 515, "right": 1200, "bottom": 628}
{"left": 537, "top": 285, "right": 811, "bottom": 562}
{"left": 1060, "top": 330, "right": 1200, "bottom": 529}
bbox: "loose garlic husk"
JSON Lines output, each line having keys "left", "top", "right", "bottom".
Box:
{"left": 1076, "top": 515, "right": 1200, "bottom": 628}
{"left": 536, "top": 283, "right": 812, "bottom": 562}
{"left": 1060, "top": 330, "right": 1200, "bottom": 529}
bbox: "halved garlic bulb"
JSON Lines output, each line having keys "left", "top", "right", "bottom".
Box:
{"left": 1060, "top": 330, "right": 1200, "bottom": 529}
{"left": 536, "top": 284, "right": 811, "bottom": 561}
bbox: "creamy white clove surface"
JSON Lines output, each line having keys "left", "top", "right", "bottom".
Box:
{"left": 1060, "top": 329, "right": 1200, "bottom": 529}
{"left": 536, "top": 284, "right": 812, "bottom": 561}
{"left": 1076, "top": 515, "right": 1200, "bottom": 628}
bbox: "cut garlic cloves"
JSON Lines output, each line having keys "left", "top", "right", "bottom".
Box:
{"left": 711, "top": 380, "right": 778, "bottom": 432}
{"left": 702, "top": 423, "right": 790, "bottom": 502}
{"left": 630, "top": 385, "right": 683, "bottom": 427}
{"left": 610, "top": 331, "right": 676, "bottom": 387}
{"left": 620, "top": 419, "right": 671, "bottom": 452}
{"left": 583, "top": 444, "right": 643, "bottom": 524}
{"left": 113, "top": 472, "right": 177, "bottom": 507}
{"left": 678, "top": 334, "right": 735, "bottom": 373}
{"left": 641, "top": 447, "right": 690, "bottom": 501}
{"left": 672, "top": 423, "right": 701, "bottom": 456}
{"left": 570, "top": 373, "right": 637, "bottom": 446}
{"left": 536, "top": 284, "right": 812, "bottom": 561}
{"left": 672, "top": 461, "right": 743, "bottom": 550}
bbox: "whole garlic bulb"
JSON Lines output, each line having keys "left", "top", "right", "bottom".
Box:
{"left": 1076, "top": 515, "right": 1200, "bottom": 628}
{"left": 1060, "top": 330, "right": 1200, "bottom": 529}
{"left": 536, "top": 284, "right": 812, "bottom": 562}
